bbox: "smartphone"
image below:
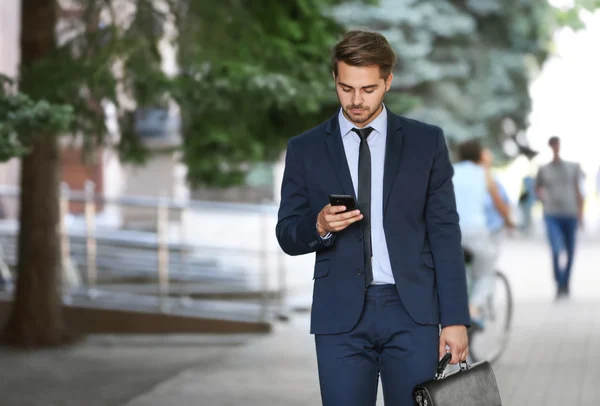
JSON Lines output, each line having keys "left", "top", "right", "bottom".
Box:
{"left": 328, "top": 194, "right": 358, "bottom": 213}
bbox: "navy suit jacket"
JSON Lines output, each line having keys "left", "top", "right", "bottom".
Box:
{"left": 276, "top": 110, "right": 470, "bottom": 335}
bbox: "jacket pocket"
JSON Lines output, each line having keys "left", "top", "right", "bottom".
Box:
{"left": 421, "top": 252, "right": 435, "bottom": 269}
{"left": 313, "top": 259, "right": 330, "bottom": 279}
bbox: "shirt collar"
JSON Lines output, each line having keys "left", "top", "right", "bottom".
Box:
{"left": 338, "top": 105, "right": 387, "bottom": 138}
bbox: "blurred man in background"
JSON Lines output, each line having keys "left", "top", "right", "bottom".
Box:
{"left": 536, "top": 136, "right": 584, "bottom": 299}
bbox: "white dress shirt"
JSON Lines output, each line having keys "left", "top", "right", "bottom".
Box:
{"left": 337, "top": 106, "right": 395, "bottom": 285}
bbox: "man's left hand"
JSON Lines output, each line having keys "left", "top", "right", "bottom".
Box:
{"left": 439, "top": 325, "right": 469, "bottom": 364}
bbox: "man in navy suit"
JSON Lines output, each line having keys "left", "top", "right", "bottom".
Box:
{"left": 276, "top": 30, "right": 470, "bottom": 405}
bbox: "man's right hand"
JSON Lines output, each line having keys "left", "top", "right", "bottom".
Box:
{"left": 316, "top": 204, "right": 363, "bottom": 237}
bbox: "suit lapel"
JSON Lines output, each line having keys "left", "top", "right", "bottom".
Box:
{"left": 383, "top": 112, "right": 404, "bottom": 212}
{"left": 324, "top": 115, "right": 356, "bottom": 198}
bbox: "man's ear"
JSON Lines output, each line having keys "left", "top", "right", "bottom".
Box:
{"left": 385, "top": 73, "right": 394, "bottom": 92}
{"left": 332, "top": 71, "right": 336, "bottom": 82}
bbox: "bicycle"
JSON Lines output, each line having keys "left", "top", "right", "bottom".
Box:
{"left": 463, "top": 248, "right": 513, "bottom": 364}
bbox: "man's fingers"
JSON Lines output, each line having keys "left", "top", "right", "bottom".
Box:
{"left": 449, "top": 345, "right": 468, "bottom": 364}
{"left": 326, "top": 209, "right": 361, "bottom": 222}
{"left": 438, "top": 338, "right": 468, "bottom": 365}
{"left": 320, "top": 206, "right": 362, "bottom": 233}
{"left": 328, "top": 204, "right": 348, "bottom": 214}
{"left": 324, "top": 210, "right": 361, "bottom": 228}
{"left": 439, "top": 342, "right": 448, "bottom": 360}
{"left": 328, "top": 214, "right": 363, "bottom": 231}
{"left": 456, "top": 351, "right": 468, "bottom": 364}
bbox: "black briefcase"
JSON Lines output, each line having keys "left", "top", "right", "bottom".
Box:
{"left": 413, "top": 353, "right": 502, "bottom": 406}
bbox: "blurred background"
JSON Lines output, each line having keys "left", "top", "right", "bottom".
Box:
{"left": 1, "top": 0, "right": 600, "bottom": 405}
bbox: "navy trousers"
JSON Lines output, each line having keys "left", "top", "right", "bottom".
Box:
{"left": 315, "top": 284, "right": 439, "bottom": 406}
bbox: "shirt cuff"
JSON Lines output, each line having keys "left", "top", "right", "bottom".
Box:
{"left": 320, "top": 231, "right": 333, "bottom": 240}
{"left": 316, "top": 223, "right": 332, "bottom": 240}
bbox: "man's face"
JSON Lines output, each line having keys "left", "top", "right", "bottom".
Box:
{"left": 333, "top": 61, "right": 392, "bottom": 127}
{"left": 550, "top": 140, "right": 560, "bottom": 155}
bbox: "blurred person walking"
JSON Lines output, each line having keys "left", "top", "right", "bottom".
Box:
{"left": 536, "top": 136, "right": 584, "bottom": 299}
{"left": 482, "top": 148, "right": 514, "bottom": 239}
{"left": 276, "top": 30, "right": 469, "bottom": 406}
{"left": 0, "top": 198, "right": 6, "bottom": 220}
{"left": 453, "top": 141, "right": 512, "bottom": 329}
{"left": 518, "top": 170, "right": 537, "bottom": 234}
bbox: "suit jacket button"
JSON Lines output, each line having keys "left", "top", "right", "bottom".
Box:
{"left": 356, "top": 235, "right": 362, "bottom": 242}
{"left": 357, "top": 268, "right": 364, "bottom": 276}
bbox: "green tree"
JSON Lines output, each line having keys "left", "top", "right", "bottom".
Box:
{"left": 1, "top": 0, "right": 178, "bottom": 347}
{"left": 0, "top": 0, "right": 80, "bottom": 347}
{"left": 0, "top": 0, "right": 362, "bottom": 347}
{"left": 555, "top": 0, "right": 600, "bottom": 29}
{"left": 175, "top": 1, "right": 352, "bottom": 186}
{"left": 1, "top": 76, "right": 73, "bottom": 161}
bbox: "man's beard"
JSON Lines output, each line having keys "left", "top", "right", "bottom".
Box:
{"left": 342, "top": 102, "right": 383, "bottom": 125}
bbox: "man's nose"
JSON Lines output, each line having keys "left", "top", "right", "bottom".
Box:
{"left": 352, "top": 91, "right": 363, "bottom": 105}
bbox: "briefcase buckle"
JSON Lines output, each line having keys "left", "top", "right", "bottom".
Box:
{"left": 435, "top": 353, "right": 470, "bottom": 380}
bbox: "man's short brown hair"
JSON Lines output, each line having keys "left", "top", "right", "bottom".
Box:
{"left": 331, "top": 30, "right": 397, "bottom": 79}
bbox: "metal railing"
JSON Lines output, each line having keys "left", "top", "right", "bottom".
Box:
{"left": 0, "top": 183, "right": 289, "bottom": 323}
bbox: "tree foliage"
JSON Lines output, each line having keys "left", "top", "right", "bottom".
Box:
{"left": 555, "top": 0, "right": 600, "bottom": 29}
{"left": 331, "top": 0, "right": 595, "bottom": 158}
{"left": 4, "top": 0, "right": 597, "bottom": 180}
{"left": 0, "top": 75, "right": 73, "bottom": 161}
{"left": 2, "top": 0, "right": 362, "bottom": 187}
{"left": 15, "top": 0, "right": 171, "bottom": 164}
{"left": 175, "top": 0, "right": 353, "bottom": 186}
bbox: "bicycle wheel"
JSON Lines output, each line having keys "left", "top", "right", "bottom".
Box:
{"left": 468, "top": 270, "right": 513, "bottom": 364}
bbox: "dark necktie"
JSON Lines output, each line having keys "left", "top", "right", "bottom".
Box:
{"left": 352, "top": 127, "right": 374, "bottom": 287}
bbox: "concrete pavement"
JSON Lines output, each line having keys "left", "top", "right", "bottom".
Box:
{"left": 122, "top": 301, "right": 600, "bottom": 406}
{"left": 0, "top": 334, "right": 255, "bottom": 406}
{"left": 124, "top": 235, "right": 600, "bottom": 406}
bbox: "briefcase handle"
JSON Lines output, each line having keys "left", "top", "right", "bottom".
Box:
{"left": 435, "top": 352, "right": 470, "bottom": 380}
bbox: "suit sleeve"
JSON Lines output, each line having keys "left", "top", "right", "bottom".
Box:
{"left": 276, "top": 139, "right": 335, "bottom": 256}
{"left": 425, "top": 128, "right": 471, "bottom": 328}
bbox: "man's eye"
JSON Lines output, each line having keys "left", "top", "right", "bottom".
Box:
{"left": 342, "top": 88, "right": 352, "bottom": 92}
{"left": 364, "top": 90, "right": 374, "bottom": 94}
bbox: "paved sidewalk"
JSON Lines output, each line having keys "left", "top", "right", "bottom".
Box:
{"left": 124, "top": 237, "right": 600, "bottom": 406}
{"left": 122, "top": 299, "right": 600, "bottom": 406}
{"left": 0, "top": 334, "right": 254, "bottom": 406}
